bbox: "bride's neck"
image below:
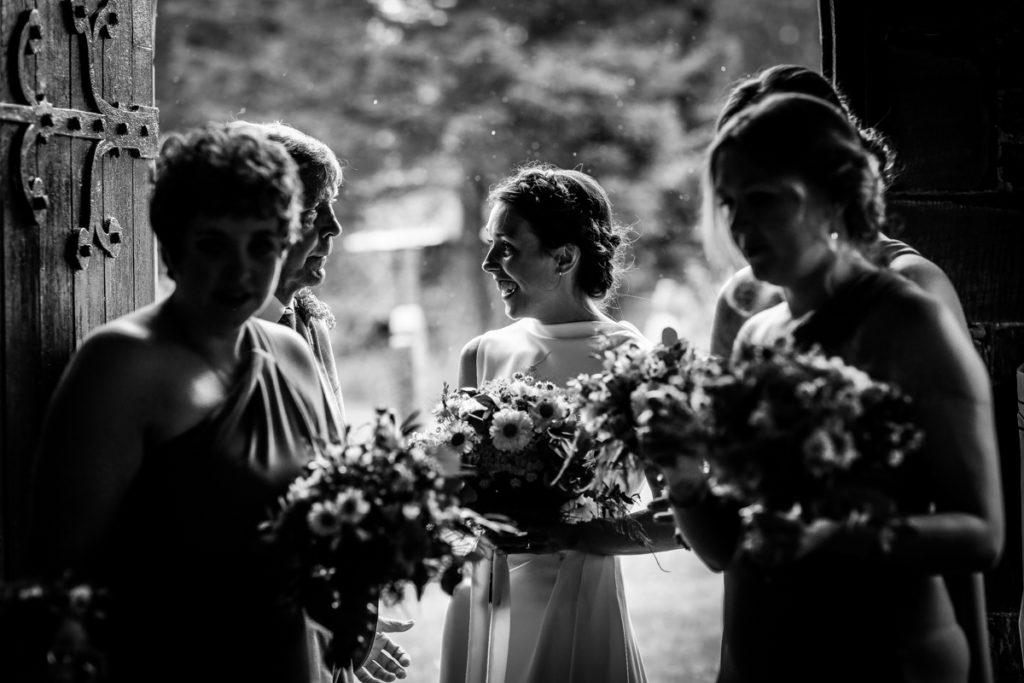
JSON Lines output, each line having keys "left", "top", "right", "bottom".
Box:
{"left": 533, "top": 297, "right": 608, "bottom": 325}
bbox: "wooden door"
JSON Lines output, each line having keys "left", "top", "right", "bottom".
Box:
{"left": 0, "top": 0, "right": 158, "bottom": 579}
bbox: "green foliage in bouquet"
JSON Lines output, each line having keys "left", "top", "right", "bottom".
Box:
{"left": 420, "top": 373, "right": 636, "bottom": 529}
{"left": 704, "top": 340, "right": 924, "bottom": 562}
{"left": 571, "top": 335, "right": 718, "bottom": 489}
{"left": 263, "top": 409, "right": 497, "bottom": 669}
{"left": 0, "top": 575, "right": 109, "bottom": 682}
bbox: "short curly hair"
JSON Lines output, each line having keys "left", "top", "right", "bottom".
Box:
{"left": 488, "top": 164, "right": 627, "bottom": 301}
{"left": 233, "top": 121, "right": 342, "bottom": 209}
{"left": 149, "top": 123, "right": 302, "bottom": 262}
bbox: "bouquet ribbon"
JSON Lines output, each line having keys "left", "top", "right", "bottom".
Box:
{"left": 466, "top": 548, "right": 512, "bottom": 683}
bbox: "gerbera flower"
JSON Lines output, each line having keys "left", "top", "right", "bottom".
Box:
{"left": 447, "top": 421, "right": 479, "bottom": 454}
{"left": 308, "top": 500, "right": 342, "bottom": 537}
{"left": 335, "top": 488, "right": 371, "bottom": 524}
{"left": 489, "top": 408, "right": 534, "bottom": 452}
{"left": 529, "top": 394, "right": 569, "bottom": 430}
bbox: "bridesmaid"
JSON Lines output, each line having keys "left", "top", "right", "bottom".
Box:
{"left": 647, "top": 94, "right": 1002, "bottom": 682}
{"left": 702, "top": 64, "right": 989, "bottom": 683}
{"left": 33, "top": 125, "right": 332, "bottom": 683}
{"left": 707, "top": 65, "right": 967, "bottom": 359}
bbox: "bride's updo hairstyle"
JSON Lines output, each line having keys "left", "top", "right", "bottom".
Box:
{"left": 488, "top": 164, "right": 627, "bottom": 302}
{"left": 709, "top": 93, "right": 887, "bottom": 250}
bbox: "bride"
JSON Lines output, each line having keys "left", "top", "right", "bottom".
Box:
{"left": 439, "top": 165, "right": 652, "bottom": 683}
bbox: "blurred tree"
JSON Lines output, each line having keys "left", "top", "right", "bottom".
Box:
{"left": 154, "top": 0, "right": 818, "bottom": 346}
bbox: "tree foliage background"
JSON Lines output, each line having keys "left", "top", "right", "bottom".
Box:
{"left": 155, "top": 0, "right": 818, "bottom": 416}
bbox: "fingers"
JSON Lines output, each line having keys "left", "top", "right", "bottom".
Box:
{"left": 376, "top": 617, "right": 414, "bottom": 634}
{"left": 358, "top": 642, "right": 409, "bottom": 682}
{"left": 354, "top": 660, "right": 393, "bottom": 683}
{"left": 380, "top": 633, "right": 412, "bottom": 668}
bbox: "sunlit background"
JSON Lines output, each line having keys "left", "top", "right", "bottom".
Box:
{"left": 155, "top": 1, "right": 819, "bottom": 679}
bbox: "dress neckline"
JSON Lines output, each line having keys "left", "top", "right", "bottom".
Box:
{"left": 523, "top": 317, "right": 623, "bottom": 340}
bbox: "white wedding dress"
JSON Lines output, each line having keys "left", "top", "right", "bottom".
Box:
{"left": 439, "top": 318, "right": 650, "bottom": 683}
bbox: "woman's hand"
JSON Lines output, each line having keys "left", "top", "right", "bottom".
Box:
{"left": 354, "top": 618, "right": 414, "bottom": 682}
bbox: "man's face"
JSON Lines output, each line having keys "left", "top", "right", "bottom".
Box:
{"left": 276, "top": 186, "right": 342, "bottom": 299}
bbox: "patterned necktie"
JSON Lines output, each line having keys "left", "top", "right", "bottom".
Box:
{"left": 278, "top": 307, "right": 297, "bottom": 330}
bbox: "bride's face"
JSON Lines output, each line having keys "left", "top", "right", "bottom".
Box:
{"left": 481, "top": 202, "right": 569, "bottom": 322}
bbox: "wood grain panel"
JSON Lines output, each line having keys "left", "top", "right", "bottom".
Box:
{"left": 131, "top": 0, "right": 155, "bottom": 309}
{"left": 1, "top": 0, "right": 40, "bottom": 580}
{"left": 102, "top": 0, "right": 135, "bottom": 321}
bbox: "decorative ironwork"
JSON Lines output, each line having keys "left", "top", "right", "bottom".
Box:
{"left": 0, "top": 1, "right": 159, "bottom": 269}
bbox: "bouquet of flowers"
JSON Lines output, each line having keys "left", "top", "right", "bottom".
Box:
{"left": 263, "top": 408, "right": 498, "bottom": 669}
{"left": 703, "top": 340, "right": 924, "bottom": 563}
{"left": 0, "top": 575, "right": 108, "bottom": 682}
{"left": 418, "top": 373, "right": 636, "bottom": 529}
{"left": 571, "top": 333, "right": 718, "bottom": 491}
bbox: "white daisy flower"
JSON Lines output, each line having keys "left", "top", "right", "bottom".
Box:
{"left": 489, "top": 408, "right": 534, "bottom": 452}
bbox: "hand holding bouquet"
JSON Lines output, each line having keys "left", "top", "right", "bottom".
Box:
{"left": 419, "top": 373, "right": 635, "bottom": 531}
{"left": 263, "top": 409, "right": 497, "bottom": 669}
{"left": 571, "top": 331, "right": 718, "bottom": 490}
{"left": 703, "top": 340, "right": 923, "bottom": 565}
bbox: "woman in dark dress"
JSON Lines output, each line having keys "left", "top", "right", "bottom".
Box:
{"left": 707, "top": 65, "right": 967, "bottom": 359}
{"left": 33, "top": 125, "right": 332, "bottom": 683}
{"left": 648, "top": 94, "right": 1003, "bottom": 682}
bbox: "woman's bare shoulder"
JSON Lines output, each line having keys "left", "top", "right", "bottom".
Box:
{"left": 49, "top": 306, "right": 212, "bottom": 436}
{"left": 72, "top": 306, "right": 178, "bottom": 379}
{"left": 860, "top": 282, "right": 983, "bottom": 392}
{"left": 888, "top": 254, "right": 968, "bottom": 330}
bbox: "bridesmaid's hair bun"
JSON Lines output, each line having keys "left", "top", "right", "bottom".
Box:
{"left": 488, "top": 164, "right": 627, "bottom": 301}
{"left": 717, "top": 64, "right": 898, "bottom": 189}
{"left": 710, "top": 93, "right": 887, "bottom": 247}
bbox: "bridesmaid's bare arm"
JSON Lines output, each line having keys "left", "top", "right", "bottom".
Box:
{"left": 34, "top": 330, "right": 152, "bottom": 574}
{"left": 855, "top": 294, "right": 1003, "bottom": 571}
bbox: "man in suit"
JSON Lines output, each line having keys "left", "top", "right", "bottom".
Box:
{"left": 246, "top": 121, "right": 413, "bottom": 683}
{"left": 250, "top": 122, "right": 346, "bottom": 438}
